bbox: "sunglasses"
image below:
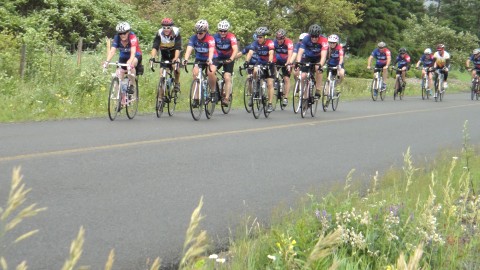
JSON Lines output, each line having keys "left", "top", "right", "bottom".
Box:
{"left": 119, "top": 32, "right": 128, "bottom": 36}
{"left": 257, "top": 36, "right": 264, "bottom": 39}
{"left": 196, "top": 31, "right": 206, "bottom": 35}
{"left": 163, "top": 26, "right": 171, "bottom": 30}
{"left": 310, "top": 35, "right": 319, "bottom": 38}
{"left": 219, "top": 30, "right": 227, "bottom": 33}
{"left": 276, "top": 37, "right": 285, "bottom": 41}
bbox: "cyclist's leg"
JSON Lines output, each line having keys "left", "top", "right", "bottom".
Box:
{"left": 192, "top": 65, "right": 200, "bottom": 99}
{"left": 282, "top": 66, "right": 291, "bottom": 99}
{"left": 222, "top": 61, "right": 235, "bottom": 102}
{"left": 207, "top": 64, "right": 217, "bottom": 93}
{"left": 316, "top": 68, "right": 324, "bottom": 96}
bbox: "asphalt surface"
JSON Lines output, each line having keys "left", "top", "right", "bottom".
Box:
{"left": 0, "top": 93, "right": 479, "bottom": 269}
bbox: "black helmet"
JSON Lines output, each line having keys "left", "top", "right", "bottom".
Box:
{"left": 399, "top": 48, "right": 407, "bottom": 54}
{"left": 308, "top": 24, "right": 322, "bottom": 36}
{"left": 255, "top": 26, "right": 269, "bottom": 36}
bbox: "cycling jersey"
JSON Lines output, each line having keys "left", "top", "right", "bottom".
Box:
{"left": 213, "top": 32, "right": 238, "bottom": 60}
{"left": 249, "top": 39, "right": 276, "bottom": 65}
{"left": 419, "top": 54, "right": 434, "bottom": 68}
{"left": 112, "top": 32, "right": 142, "bottom": 60}
{"left": 299, "top": 34, "right": 328, "bottom": 61}
{"left": 370, "top": 48, "right": 391, "bottom": 67}
{"left": 326, "top": 44, "right": 344, "bottom": 66}
{"left": 433, "top": 51, "right": 450, "bottom": 68}
{"left": 395, "top": 54, "right": 411, "bottom": 69}
{"left": 274, "top": 38, "right": 294, "bottom": 65}
{"left": 151, "top": 27, "right": 182, "bottom": 60}
{"left": 242, "top": 43, "right": 258, "bottom": 64}
{"left": 469, "top": 54, "right": 480, "bottom": 70}
{"left": 187, "top": 33, "right": 218, "bottom": 62}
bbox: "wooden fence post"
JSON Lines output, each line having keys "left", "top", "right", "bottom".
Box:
{"left": 20, "top": 44, "right": 26, "bottom": 79}
{"left": 77, "top": 38, "right": 83, "bottom": 66}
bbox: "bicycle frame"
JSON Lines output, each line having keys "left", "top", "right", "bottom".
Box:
{"left": 250, "top": 63, "right": 270, "bottom": 119}
{"left": 370, "top": 67, "right": 385, "bottom": 101}
{"left": 151, "top": 60, "right": 179, "bottom": 117}
{"left": 104, "top": 62, "right": 138, "bottom": 121}
{"left": 296, "top": 62, "right": 319, "bottom": 118}
{"left": 322, "top": 66, "right": 340, "bottom": 111}
{"left": 185, "top": 61, "right": 211, "bottom": 120}
{"left": 433, "top": 68, "right": 446, "bottom": 102}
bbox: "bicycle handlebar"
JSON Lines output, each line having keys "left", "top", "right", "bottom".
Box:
{"left": 149, "top": 59, "right": 180, "bottom": 72}
{"left": 183, "top": 61, "right": 212, "bottom": 74}
{"left": 103, "top": 62, "right": 133, "bottom": 75}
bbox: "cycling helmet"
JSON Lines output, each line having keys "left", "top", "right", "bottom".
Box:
{"left": 276, "top": 29, "right": 286, "bottom": 38}
{"left": 195, "top": 19, "right": 209, "bottom": 32}
{"left": 308, "top": 24, "right": 322, "bottom": 36}
{"left": 217, "top": 20, "right": 230, "bottom": 31}
{"left": 424, "top": 48, "right": 432, "bottom": 54}
{"left": 116, "top": 22, "right": 131, "bottom": 33}
{"left": 399, "top": 47, "right": 407, "bottom": 54}
{"left": 437, "top": 44, "right": 445, "bottom": 51}
{"left": 299, "top": 33, "right": 308, "bottom": 41}
{"left": 377, "top": 41, "right": 386, "bottom": 48}
{"left": 473, "top": 48, "right": 480, "bottom": 55}
{"left": 328, "top": 34, "right": 339, "bottom": 43}
{"left": 255, "top": 26, "right": 269, "bottom": 36}
{"left": 161, "top": 18, "right": 174, "bottom": 26}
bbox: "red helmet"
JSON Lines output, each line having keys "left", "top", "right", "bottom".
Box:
{"left": 161, "top": 18, "right": 174, "bottom": 26}
{"left": 436, "top": 44, "right": 445, "bottom": 51}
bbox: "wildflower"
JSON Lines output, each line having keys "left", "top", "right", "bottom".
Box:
{"left": 452, "top": 156, "right": 458, "bottom": 160}
{"left": 216, "top": 258, "right": 226, "bottom": 263}
{"left": 267, "top": 255, "right": 276, "bottom": 261}
{"left": 208, "top": 254, "right": 218, "bottom": 259}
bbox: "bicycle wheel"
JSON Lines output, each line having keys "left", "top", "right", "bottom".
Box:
{"left": 421, "top": 77, "right": 427, "bottom": 100}
{"left": 271, "top": 83, "right": 278, "bottom": 111}
{"left": 189, "top": 79, "right": 202, "bottom": 121}
{"left": 126, "top": 78, "right": 139, "bottom": 119}
{"left": 331, "top": 84, "right": 339, "bottom": 111}
{"left": 292, "top": 79, "right": 301, "bottom": 113}
{"left": 221, "top": 83, "right": 232, "bottom": 114}
{"left": 300, "top": 82, "right": 309, "bottom": 118}
{"left": 108, "top": 77, "right": 121, "bottom": 121}
{"left": 439, "top": 77, "right": 444, "bottom": 101}
{"left": 471, "top": 83, "right": 475, "bottom": 100}
{"left": 280, "top": 83, "right": 286, "bottom": 110}
{"left": 400, "top": 84, "right": 405, "bottom": 100}
{"left": 310, "top": 83, "right": 319, "bottom": 117}
{"left": 263, "top": 88, "right": 270, "bottom": 118}
{"left": 393, "top": 78, "right": 399, "bottom": 100}
{"left": 251, "top": 81, "right": 262, "bottom": 119}
{"left": 156, "top": 78, "right": 165, "bottom": 118}
{"left": 370, "top": 78, "right": 378, "bottom": 101}
{"left": 243, "top": 78, "right": 252, "bottom": 113}
{"left": 205, "top": 83, "right": 217, "bottom": 119}
{"left": 322, "top": 81, "right": 329, "bottom": 112}
{"left": 167, "top": 79, "right": 176, "bottom": 116}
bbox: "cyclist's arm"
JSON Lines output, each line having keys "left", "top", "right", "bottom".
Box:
{"left": 367, "top": 55, "right": 373, "bottom": 68}
{"left": 127, "top": 46, "right": 137, "bottom": 67}
{"left": 245, "top": 50, "right": 253, "bottom": 63}
{"left": 296, "top": 48, "right": 304, "bottom": 63}
{"left": 385, "top": 55, "right": 391, "bottom": 69}
{"left": 319, "top": 49, "right": 327, "bottom": 66}
{"left": 268, "top": 48, "right": 274, "bottom": 63}
{"left": 466, "top": 58, "right": 471, "bottom": 69}
{"left": 415, "top": 60, "right": 421, "bottom": 68}
{"left": 230, "top": 44, "right": 239, "bottom": 62}
{"left": 286, "top": 47, "right": 293, "bottom": 65}
{"left": 172, "top": 36, "right": 182, "bottom": 62}
{"left": 105, "top": 47, "right": 117, "bottom": 63}
{"left": 183, "top": 46, "right": 193, "bottom": 62}
{"left": 289, "top": 52, "right": 297, "bottom": 64}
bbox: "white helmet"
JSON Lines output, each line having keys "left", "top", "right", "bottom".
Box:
{"left": 298, "top": 33, "right": 308, "bottom": 41}
{"left": 328, "top": 34, "right": 339, "bottom": 43}
{"left": 217, "top": 20, "right": 230, "bottom": 31}
{"left": 116, "top": 22, "right": 131, "bottom": 33}
{"left": 195, "top": 20, "right": 209, "bottom": 32}
{"left": 473, "top": 48, "right": 480, "bottom": 55}
{"left": 424, "top": 48, "right": 432, "bottom": 54}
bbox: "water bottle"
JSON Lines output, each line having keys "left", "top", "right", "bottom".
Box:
{"left": 202, "top": 80, "right": 208, "bottom": 99}
{"left": 273, "top": 80, "right": 278, "bottom": 90}
{"left": 279, "top": 81, "right": 284, "bottom": 93}
{"left": 261, "top": 81, "right": 266, "bottom": 92}
{"left": 121, "top": 78, "right": 129, "bottom": 93}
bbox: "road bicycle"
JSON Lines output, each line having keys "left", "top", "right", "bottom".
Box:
{"left": 104, "top": 62, "right": 139, "bottom": 121}
{"left": 391, "top": 67, "right": 406, "bottom": 100}
{"left": 369, "top": 67, "right": 386, "bottom": 101}
{"left": 212, "top": 60, "right": 234, "bottom": 115}
{"left": 296, "top": 62, "right": 320, "bottom": 118}
{"left": 433, "top": 68, "right": 446, "bottom": 102}
{"left": 239, "top": 66, "right": 253, "bottom": 113}
{"left": 468, "top": 68, "right": 480, "bottom": 101}
{"left": 184, "top": 61, "right": 214, "bottom": 121}
{"left": 272, "top": 65, "right": 287, "bottom": 111}
{"left": 150, "top": 59, "right": 179, "bottom": 118}
{"left": 249, "top": 63, "right": 272, "bottom": 119}
{"left": 419, "top": 66, "right": 433, "bottom": 100}
{"left": 322, "top": 66, "right": 340, "bottom": 111}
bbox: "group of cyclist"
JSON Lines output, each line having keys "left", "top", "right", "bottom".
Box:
{"left": 102, "top": 19, "right": 477, "bottom": 116}
{"left": 103, "top": 19, "right": 347, "bottom": 114}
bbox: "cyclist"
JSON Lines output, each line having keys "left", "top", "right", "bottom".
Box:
{"left": 103, "top": 22, "right": 143, "bottom": 95}
{"left": 213, "top": 20, "right": 239, "bottom": 106}
{"left": 149, "top": 18, "right": 182, "bottom": 97}
{"left": 295, "top": 24, "right": 329, "bottom": 98}
{"left": 415, "top": 48, "right": 435, "bottom": 95}
{"left": 392, "top": 48, "right": 411, "bottom": 89}
{"left": 367, "top": 41, "right": 391, "bottom": 93}
{"left": 326, "top": 34, "right": 345, "bottom": 85}
{"left": 182, "top": 19, "right": 218, "bottom": 108}
{"left": 274, "top": 29, "right": 294, "bottom": 106}
{"left": 465, "top": 48, "right": 480, "bottom": 81}
{"left": 290, "top": 33, "right": 308, "bottom": 82}
{"left": 433, "top": 43, "right": 451, "bottom": 89}
{"left": 236, "top": 34, "right": 259, "bottom": 65}
{"left": 244, "top": 26, "right": 276, "bottom": 113}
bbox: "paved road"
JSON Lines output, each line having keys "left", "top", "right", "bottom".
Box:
{"left": 0, "top": 93, "right": 479, "bottom": 269}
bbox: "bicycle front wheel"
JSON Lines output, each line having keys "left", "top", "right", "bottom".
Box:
{"left": 243, "top": 78, "right": 252, "bottom": 113}
{"left": 156, "top": 78, "right": 165, "bottom": 118}
{"left": 421, "top": 78, "right": 427, "bottom": 100}
{"left": 108, "top": 77, "right": 121, "bottom": 121}
{"left": 332, "top": 90, "right": 340, "bottom": 111}
{"left": 221, "top": 84, "right": 232, "bottom": 114}
{"left": 251, "top": 81, "right": 262, "bottom": 119}
{"left": 126, "top": 79, "right": 139, "bottom": 119}
{"left": 190, "top": 79, "right": 202, "bottom": 120}
{"left": 370, "top": 78, "right": 378, "bottom": 101}
{"left": 310, "top": 84, "right": 319, "bottom": 117}
{"left": 205, "top": 83, "right": 217, "bottom": 119}
{"left": 322, "top": 81, "right": 329, "bottom": 112}
{"left": 300, "top": 82, "right": 309, "bottom": 118}
{"left": 167, "top": 80, "right": 176, "bottom": 116}
{"left": 292, "top": 79, "right": 301, "bottom": 113}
